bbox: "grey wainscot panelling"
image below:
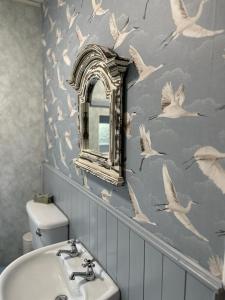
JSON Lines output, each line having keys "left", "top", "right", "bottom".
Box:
{"left": 43, "top": 164, "right": 225, "bottom": 300}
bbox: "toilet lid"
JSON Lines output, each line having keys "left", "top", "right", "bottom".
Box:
{"left": 26, "top": 200, "right": 68, "bottom": 230}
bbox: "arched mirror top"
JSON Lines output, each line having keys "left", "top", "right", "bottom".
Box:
{"left": 68, "top": 44, "right": 129, "bottom": 186}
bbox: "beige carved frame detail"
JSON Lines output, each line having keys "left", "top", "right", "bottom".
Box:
{"left": 68, "top": 44, "right": 129, "bottom": 186}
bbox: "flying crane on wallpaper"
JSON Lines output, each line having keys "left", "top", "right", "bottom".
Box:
{"left": 155, "top": 164, "right": 209, "bottom": 241}
{"left": 128, "top": 182, "right": 157, "bottom": 226}
{"left": 183, "top": 146, "right": 225, "bottom": 195}
{"left": 58, "top": 0, "right": 66, "bottom": 8}
{"left": 89, "top": 0, "right": 109, "bottom": 22}
{"left": 148, "top": 82, "right": 207, "bottom": 120}
{"left": 63, "top": 49, "right": 71, "bottom": 66}
{"left": 208, "top": 255, "right": 223, "bottom": 279}
{"left": 139, "top": 124, "right": 166, "bottom": 171}
{"left": 66, "top": 4, "right": 79, "bottom": 29}
{"left": 128, "top": 45, "right": 164, "bottom": 89}
{"left": 161, "top": 0, "right": 224, "bottom": 47}
{"left": 76, "top": 24, "right": 89, "bottom": 49}
{"left": 124, "top": 112, "right": 137, "bottom": 139}
{"left": 109, "top": 13, "right": 138, "bottom": 49}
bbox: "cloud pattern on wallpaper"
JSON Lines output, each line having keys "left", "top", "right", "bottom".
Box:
{"left": 42, "top": 0, "right": 225, "bottom": 277}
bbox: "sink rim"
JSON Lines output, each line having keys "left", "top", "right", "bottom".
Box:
{"left": 0, "top": 240, "right": 120, "bottom": 300}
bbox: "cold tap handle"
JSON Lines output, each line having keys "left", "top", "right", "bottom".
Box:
{"left": 82, "top": 258, "right": 95, "bottom": 268}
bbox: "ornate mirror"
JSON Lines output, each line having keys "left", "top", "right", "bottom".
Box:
{"left": 69, "top": 44, "right": 129, "bottom": 186}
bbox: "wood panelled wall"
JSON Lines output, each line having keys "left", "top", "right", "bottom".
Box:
{"left": 43, "top": 164, "right": 224, "bottom": 300}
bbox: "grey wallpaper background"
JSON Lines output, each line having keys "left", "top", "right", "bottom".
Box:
{"left": 43, "top": 0, "right": 225, "bottom": 275}
{"left": 0, "top": 0, "right": 44, "bottom": 265}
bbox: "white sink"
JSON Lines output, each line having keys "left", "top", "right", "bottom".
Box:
{"left": 0, "top": 241, "right": 120, "bottom": 300}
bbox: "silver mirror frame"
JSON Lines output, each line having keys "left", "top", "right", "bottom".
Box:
{"left": 68, "top": 44, "right": 129, "bottom": 186}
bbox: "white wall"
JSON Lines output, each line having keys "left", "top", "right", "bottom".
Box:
{"left": 0, "top": 0, "right": 44, "bottom": 265}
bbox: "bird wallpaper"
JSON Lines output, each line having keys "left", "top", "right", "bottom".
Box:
{"left": 43, "top": 0, "right": 225, "bottom": 278}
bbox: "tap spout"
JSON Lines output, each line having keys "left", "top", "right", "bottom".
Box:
{"left": 56, "top": 249, "right": 79, "bottom": 258}
{"left": 70, "top": 271, "right": 95, "bottom": 281}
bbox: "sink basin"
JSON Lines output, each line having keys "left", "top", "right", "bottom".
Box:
{"left": 0, "top": 241, "right": 120, "bottom": 300}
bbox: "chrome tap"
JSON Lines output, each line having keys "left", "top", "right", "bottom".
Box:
{"left": 56, "top": 239, "right": 80, "bottom": 258}
{"left": 70, "top": 258, "right": 95, "bottom": 281}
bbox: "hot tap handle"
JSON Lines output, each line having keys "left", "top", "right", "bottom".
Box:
{"left": 68, "top": 239, "right": 76, "bottom": 246}
{"left": 68, "top": 238, "right": 80, "bottom": 245}
{"left": 82, "top": 258, "right": 95, "bottom": 268}
{"left": 68, "top": 239, "right": 74, "bottom": 244}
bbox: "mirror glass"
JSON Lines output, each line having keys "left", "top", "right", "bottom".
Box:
{"left": 87, "top": 79, "right": 110, "bottom": 157}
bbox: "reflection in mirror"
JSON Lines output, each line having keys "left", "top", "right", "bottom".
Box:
{"left": 87, "top": 79, "right": 110, "bottom": 157}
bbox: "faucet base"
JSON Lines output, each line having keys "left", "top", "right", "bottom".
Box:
{"left": 55, "top": 295, "right": 68, "bottom": 300}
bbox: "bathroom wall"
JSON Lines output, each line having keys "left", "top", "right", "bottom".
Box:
{"left": 42, "top": 0, "right": 225, "bottom": 279}
{"left": 43, "top": 164, "right": 224, "bottom": 300}
{"left": 0, "top": 0, "right": 44, "bottom": 265}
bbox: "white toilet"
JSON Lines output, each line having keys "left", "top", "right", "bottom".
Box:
{"left": 26, "top": 200, "right": 69, "bottom": 249}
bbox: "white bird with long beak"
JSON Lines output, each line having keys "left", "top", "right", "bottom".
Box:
{"left": 139, "top": 124, "right": 166, "bottom": 171}
{"left": 56, "top": 28, "right": 63, "bottom": 45}
{"left": 101, "top": 189, "right": 112, "bottom": 203}
{"left": 53, "top": 123, "right": 59, "bottom": 139}
{"left": 57, "top": 66, "right": 66, "bottom": 90}
{"left": 42, "top": 3, "right": 48, "bottom": 18}
{"left": 126, "top": 168, "right": 136, "bottom": 177}
{"left": 64, "top": 130, "right": 73, "bottom": 150}
{"left": 66, "top": 5, "right": 79, "bottom": 29}
{"left": 124, "top": 112, "right": 136, "bottom": 139}
{"left": 75, "top": 165, "right": 81, "bottom": 176}
{"left": 109, "top": 14, "right": 138, "bottom": 49}
{"left": 127, "top": 182, "right": 157, "bottom": 225}
{"left": 83, "top": 173, "right": 90, "bottom": 189}
{"left": 59, "top": 140, "right": 68, "bottom": 169}
{"left": 46, "top": 132, "right": 53, "bottom": 150}
{"left": 50, "top": 87, "right": 57, "bottom": 104}
{"left": 63, "top": 49, "right": 71, "bottom": 66}
{"left": 162, "top": 0, "right": 224, "bottom": 47}
{"left": 129, "top": 46, "right": 164, "bottom": 86}
{"left": 48, "top": 15, "right": 56, "bottom": 33}
{"left": 76, "top": 25, "right": 89, "bottom": 49}
{"left": 156, "top": 164, "right": 208, "bottom": 241}
{"left": 48, "top": 117, "right": 54, "bottom": 132}
{"left": 44, "top": 69, "right": 50, "bottom": 86}
{"left": 67, "top": 94, "right": 77, "bottom": 117}
{"left": 57, "top": 105, "right": 64, "bottom": 121}
{"left": 41, "top": 37, "right": 47, "bottom": 47}
{"left": 51, "top": 51, "right": 57, "bottom": 68}
{"left": 52, "top": 152, "right": 59, "bottom": 170}
{"left": 58, "top": 0, "right": 66, "bottom": 7}
{"left": 90, "top": 0, "right": 109, "bottom": 22}
{"left": 184, "top": 146, "right": 225, "bottom": 194}
{"left": 149, "top": 82, "right": 206, "bottom": 120}
{"left": 208, "top": 255, "right": 223, "bottom": 279}
{"left": 46, "top": 48, "right": 52, "bottom": 63}
{"left": 44, "top": 103, "right": 48, "bottom": 113}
